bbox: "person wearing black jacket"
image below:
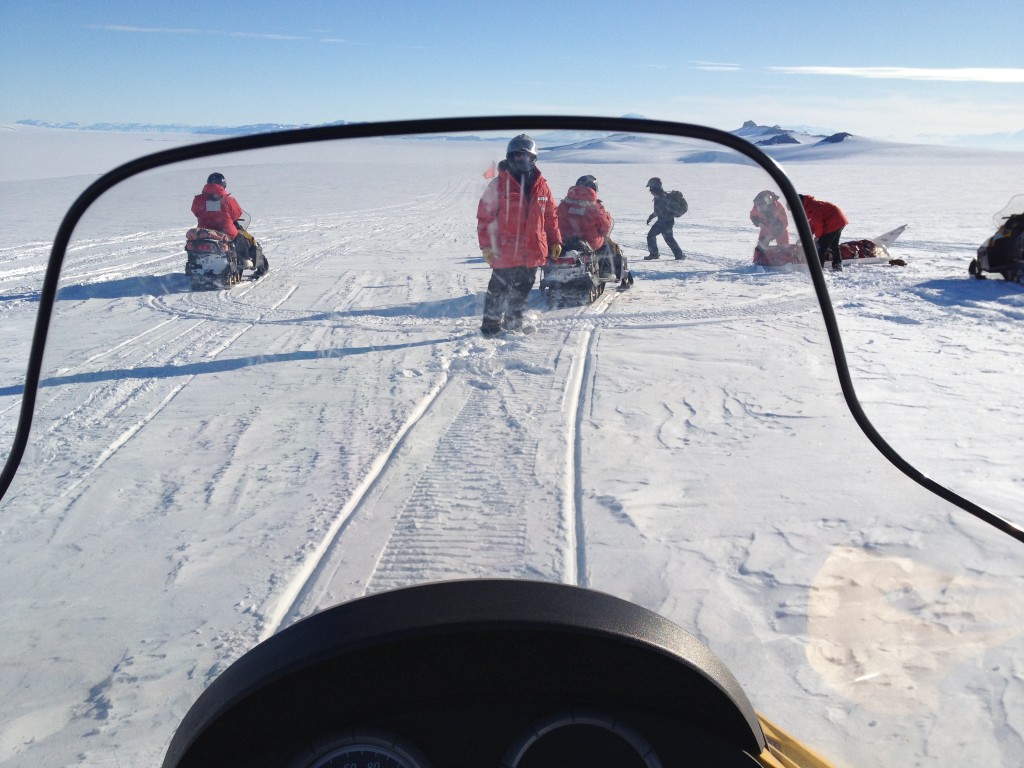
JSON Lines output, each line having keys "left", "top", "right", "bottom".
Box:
{"left": 644, "top": 177, "right": 685, "bottom": 260}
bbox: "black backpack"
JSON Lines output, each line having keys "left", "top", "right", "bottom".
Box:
{"left": 667, "top": 190, "right": 688, "bottom": 217}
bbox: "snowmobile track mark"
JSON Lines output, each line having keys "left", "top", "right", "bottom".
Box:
{"left": 262, "top": 372, "right": 452, "bottom": 637}
{"left": 265, "top": 311, "right": 606, "bottom": 626}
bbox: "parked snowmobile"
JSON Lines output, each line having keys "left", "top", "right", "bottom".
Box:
{"left": 540, "top": 237, "right": 630, "bottom": 307}
{"left": 185, "top": 211, "right": 268, "bottom": 289}
{"left": 969, "top": 194, "right": 1024, "bottom": 282}
{"left": 1, "top": 117, "right": 1022, "bottom": 768}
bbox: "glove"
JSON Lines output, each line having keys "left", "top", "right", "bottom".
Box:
{"left": 481, "top": 247, "right": 494, "bottom": 265}
{"left": 647, "top": 214, "right": 655, "bottom": 225}
{"left": 549, "top": 243, "right": 562, "bottom": 260}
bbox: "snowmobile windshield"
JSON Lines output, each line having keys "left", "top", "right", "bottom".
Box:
{"left": 993, "top": 193, "right": 1024, "bottom": 226}
{"left": 1, "top": 117, "right": 1022, "bottom": 768}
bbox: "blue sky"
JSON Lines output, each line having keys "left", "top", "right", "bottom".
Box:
{"left": 2, "top": 0, "right": 1022, "bottom": 142}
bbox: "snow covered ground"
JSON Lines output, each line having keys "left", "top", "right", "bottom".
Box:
{"left": 0, "top": 122, "right": 1023, "bottom": 767}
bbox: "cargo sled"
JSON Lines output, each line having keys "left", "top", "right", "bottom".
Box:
{"left": 754, "top": 225, "right": 908, "bottom": 268}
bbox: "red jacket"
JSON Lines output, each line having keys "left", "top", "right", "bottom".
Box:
{"left": 800, "top": 195, "right": 848, "bottom": 238}
{"left": 477, "top": 168, "right": 561, "bottom": 268}
{"left": 556, "top": 185, "right": 612, "bottom": 251}
{"left": 191, "top": 183, "right": 243, "bottom": 238}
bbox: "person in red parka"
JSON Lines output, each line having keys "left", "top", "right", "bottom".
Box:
{"left": 749, "top": 190, "right": 789, "bottom": 264}
{"left": 556, "top": 175, "right": 620, "bottom": 279}
{"left": 191, "top": 172, "right": 252, "bottom": 262}
{"left": 477, "top": 135, "right": 562, "bottom": 337}
{"left": 799, "top": 194, "right": 849, "bottom": 271}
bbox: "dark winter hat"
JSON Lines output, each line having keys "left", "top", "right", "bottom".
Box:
{"left": 207, "top": 172, "right": 226, "bottom": 186}
{"left": 646, "top": 177, "right": 662, "bottom": 190}
{"left": 576, "top": 175, "right": 598, "bottom": 191}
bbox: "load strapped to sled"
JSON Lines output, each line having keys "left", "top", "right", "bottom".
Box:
{"left": 754, "top": 225, "right": 908, "bottom": 268}
{"left": 186, "top": 227, "right": 233, "bottom": 251}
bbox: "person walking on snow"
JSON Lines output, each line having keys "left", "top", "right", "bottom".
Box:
{"left": 476, "top": 134, "right": 562, "bottom": 337}
{"left": 644, "top": 177, "right": 685, "bottom": 260}
{"left": 556, "top": 175, "right": 623, "bottom": 280}
{"left": 750, "top": 190, "right": 790, "bottom": 264}
{"left": 799, "top": 194, "right": 848, "bottom": 271}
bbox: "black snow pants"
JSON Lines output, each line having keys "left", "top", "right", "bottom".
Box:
{"left": 482, "top": 266, "right": 538, "bottom": 331}
{"left": 647, "top": 218, "right": 683, "bottom": 259}
{"left": 816, "top": 228, "right": 844, "bottom": 267}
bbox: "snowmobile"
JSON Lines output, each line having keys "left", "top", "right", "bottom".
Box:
{"left": 185, "top": 211, "right": 268, "bottom": 289}
{"left": 540, "top": 237, "right": 630, "bottom": 307}
{"left": 969, "top": 194, "right": 1024, "bottom": 282}
{"left": 754, "top": 225, "right": 908, "bottom": 268}
{"left": 1, "top": 117, "right": 1022, "bottom": 768}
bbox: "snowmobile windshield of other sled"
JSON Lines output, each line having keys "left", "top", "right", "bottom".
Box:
{"left": 0, "top": 117, "right": 1022, "bottom": 768}
{"left": 992, "top": 193, "right": 1024, "bottom": 228}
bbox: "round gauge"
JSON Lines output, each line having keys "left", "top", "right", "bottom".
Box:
{"left": 299, "top": 731, "right": 431, "bottom": 768}
{"left": 502, "top": 709, "right": 662, "bottom": 768}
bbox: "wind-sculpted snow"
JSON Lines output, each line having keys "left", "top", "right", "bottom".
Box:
{"left": 0, "top": 128, "right": 1023, "bottom": 768}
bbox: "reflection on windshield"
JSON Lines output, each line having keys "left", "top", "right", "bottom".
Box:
{"left": 0, "top": 126, "right": 1022, "bottom": 767}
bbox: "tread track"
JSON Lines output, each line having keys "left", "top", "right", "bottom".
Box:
{"left": 267, "top": 289, "right": 619, "bottom": 634}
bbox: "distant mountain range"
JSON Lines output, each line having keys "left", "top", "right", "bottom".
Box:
{"left": 736, "top": 119, "right": 1024, "bottom": 152}
{"left": 732, "top": 120, "right": 853, "bottom": 146}
{"left": 14, "top": 119, "right": 353, "bottom": 136}
{"left": 13, "top": 117, "right": 1023, "bottom": 151}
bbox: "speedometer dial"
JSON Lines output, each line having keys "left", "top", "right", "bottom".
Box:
{"left": 502, "top": 709, "right": 662, "bottom": 768}
{"left": 299, "top": 731, "right": 431, "bottom": 768}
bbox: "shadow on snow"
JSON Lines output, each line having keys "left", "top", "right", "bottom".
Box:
{"left": 0, "top": 334, "right": 470, "bottom": 397}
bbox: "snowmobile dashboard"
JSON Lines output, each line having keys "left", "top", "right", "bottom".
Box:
{"left": 162, "top": 580, "right": 766, "bottom": 768}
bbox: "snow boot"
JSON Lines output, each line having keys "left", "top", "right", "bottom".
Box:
{"left": 502, "top": 313, "right": 523, "bottom": 332}
{"left": 644, "top": 253, "right": 660, "bottom": 261}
